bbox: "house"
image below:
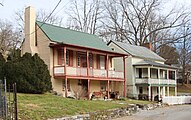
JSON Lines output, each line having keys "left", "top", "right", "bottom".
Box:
{"left": 108, "top": 40, "right": 177, "bottom": 101}
{"left": 21, "top": 6, "right": 127, "bottom": 99}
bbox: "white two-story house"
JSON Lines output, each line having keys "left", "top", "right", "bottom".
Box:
{"left": 108, "top": 40, "right": 177, "bottom": 101}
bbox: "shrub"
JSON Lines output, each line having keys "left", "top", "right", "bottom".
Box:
{"left": 4, "top": 52, "right": 52, "bottom": 94}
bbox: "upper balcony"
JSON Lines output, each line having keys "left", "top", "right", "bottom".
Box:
{"left": 52, "top": 45, "right": 126, "bottom": 81}
{"left": 135, "top": 67, "right": 176, "bottom": 85}
{"left": 54, "top": 66, "right": 124, "bottom": 79}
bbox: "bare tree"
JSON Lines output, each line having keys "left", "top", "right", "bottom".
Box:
{"left": 178, "top": 24, "right": 191, "bottom": 84}
{"left": 102, "top": 0, "right": 190, "bottom": 49}
{"left": 15, "top": 8, "right": 64, "bottom": 31}
{"left": 0, "top": 19, "right": 22, "bottom": 56}
{"left": 159, "top": 44, "right": 179, "bottom": 65}
{"left": 66, "top": 0, "right": 103, "bottom": 34}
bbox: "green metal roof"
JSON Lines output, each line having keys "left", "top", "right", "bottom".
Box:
{"left": 109, "top": 40, "right": 165, "bottom": 62}
{"left": 36, "top": 21, "right": 113, "bottom": 52}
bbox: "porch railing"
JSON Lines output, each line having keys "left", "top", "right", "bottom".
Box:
{"left": 108, "top": 70, "right": 124, "bottom": 79}
{"left": 135, "top": 78, "right": 176, "bottom": 85}
{"left": 54, "top": 66, "right": 123, "bottom": 79}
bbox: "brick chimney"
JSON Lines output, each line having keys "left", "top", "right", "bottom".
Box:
{"left": 142, "top": 43, "right": 152, "bottom": 50}
{"left": 22, "top": 6, "right": 38, "bottom": 55}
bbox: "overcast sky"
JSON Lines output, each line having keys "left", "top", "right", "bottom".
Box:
{"left": 0, "top": 0, "right": 191, "bottom": 24}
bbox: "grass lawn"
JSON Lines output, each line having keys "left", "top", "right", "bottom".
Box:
{"left": 16, "top": 93, "right": 152, "bottom": 120}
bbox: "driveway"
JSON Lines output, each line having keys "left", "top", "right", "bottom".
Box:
{"left": 113, "top": 104, "right": 191, "bottom": 120}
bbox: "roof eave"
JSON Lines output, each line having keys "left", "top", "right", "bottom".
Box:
{"left": 49, "top": 42, "right": 128, "bottom": 56}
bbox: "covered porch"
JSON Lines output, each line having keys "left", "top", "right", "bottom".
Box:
{"left": 134, "top": 60, "right": 177, "bottom": 101}
{"left": 137, "top": 85, "right": 177, "bottom": 101}
{"left": 57, "top": 78, "right": 124, "bottom": 100}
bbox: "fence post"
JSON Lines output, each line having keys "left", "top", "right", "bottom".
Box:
{"left": 4, "top": 77, "right": 7, "bottom": 119}
{"left": 13, "top": 83, "right": 18, "bottom": 120}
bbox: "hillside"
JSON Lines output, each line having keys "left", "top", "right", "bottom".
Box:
{"left": 177, "top": 84, "right": 191, "bottom": 93}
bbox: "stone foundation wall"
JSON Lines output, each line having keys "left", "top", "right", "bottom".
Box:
{"left": 49, "top": 103, "right": 166, "bottom": 120}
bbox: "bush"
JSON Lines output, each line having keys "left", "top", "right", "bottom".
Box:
{"left": 4, "top": 52, "right": 52, "bottom": 94}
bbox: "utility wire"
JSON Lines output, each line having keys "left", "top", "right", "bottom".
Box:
{"left": 27, "top": 0, "right": 62, "bottom": 36}
{"left": 39, "top": 0, "right": 62, "bottom": 28}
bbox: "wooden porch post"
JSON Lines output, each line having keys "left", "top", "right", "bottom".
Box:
{"left": 107, "top": 80, "right": 110, "bottom": 99}
{"left": 53, "top": 47, "right": 55, "bottom": 76}
{"left": 64, "top": 46, "right": 67, "bottom": 75}
{"left": 65, "top": 77, "right": 68, "bottom": 97}
{"left": 88, "top": 79, "right": 90, "bottom": 99}
{"left": 106, "top": 54, "right": 109, "bottom": 78}
{"left": 86, "top": 51, "right": 89, "bottom": 76}
{"left": 123, "top": 56, "right": 126, "bottom": 97}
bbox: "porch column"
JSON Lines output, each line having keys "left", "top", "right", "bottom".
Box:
{"left": 158, "top": 86, "right": 161, "bottom": 101}
{"left": 123, "top": 56, "right": 126, "bottom": 97}
{"left": 107, "top": 80, "right": 110, "bottom": 99}
{"left": 167, "top": 70, "right": 169, "bottom": 85}
{"left": 65, "top": 77, "right": 68, "bottom": 97}
{"left": 158, "top": 69, "right": 160, "bottom": 84}
{"left": 106, "top": 54, "right": 109, "bottom": 78}
{"left": 148, "top": 67, "right": 150, "bottom": 84}
{"left": 64, "top": 46, "right": 67, "bottom": 75}
{"left": 163, "top": 86, "right": 166, "bottom": 97}
{"left": 175, "top": 70, "right": 177, "bottom": 85}
{"left": 88, "top": 79, "right": 90, "bottom": 99}
{"left": 167, "top": 86, "right": 170, "bottom": 96}
{"left": 175, "top": 86, "right": 177, "bottom": 96}
{"left": 148, "top": 85, "right": 151, "bottom": 101}
{"left": 86, "top": 51, "right": 89, "bottom": 76}
{"left": 53, "top": 47, "right": 55, "bottom": 75}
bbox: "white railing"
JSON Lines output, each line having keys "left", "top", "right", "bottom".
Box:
{"left": 169, "top": 79, "right": 176, "bottom": 85}
{"left": 54, "top": 66, "right": 124, "bottom": 79}
{"left": 135, "top": 78, "right": 148, "bottom": 84}
{"left": 108, "top": 70, "right": 124, "bottom": 79}
{"left": 54, "top": 66, "right": 64, "bottom": 75}
{"left": 76, "top": 67, "right": 87, "bottom": 76}
{"left": 162, "top": 96, "right": 191, "bottom": 105}
{"left": 93, "top": 69, "right": 107, "bottom": 77}
{"left": 135, "top": 78, "right": 176, "bottom": 85}
{"left": 160, "top": 79, "right": 169, "bottom": 84}
{"left": 149, "top": 79, "right": 159, "bottom": 84}
{"left": 66, "top": 67, "right": 77, "bottom": 75}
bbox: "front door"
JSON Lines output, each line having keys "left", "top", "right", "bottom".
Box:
{"left": 77, "top": 52, "right": 87, "bottom": 67}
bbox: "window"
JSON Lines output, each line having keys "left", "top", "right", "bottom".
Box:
{"left": 58, "top": 49, "right": 64, "bottom": 65}
{"left": 139, "top": 68, "right": 142, "bottom": 78}
{"left": 77, "top": 52, "right": 87, "bottom": 67}
{"left": 89, "top": 53, "right": 93, "bottom": 68}
{"left": 111, "top": 48, "right": 115, "bottom": 51}
{"left": 150, "top": 68, "right": 158, "bottom": 79}
{"left": 109, "top": 57, "right": 112, "bottom": 68}
{"left": 169, "top": 71, "right": 175, "bottom": 80}
{"left": 100, "top": 81, "right": 106, "bottom": 91}
{"left": 58, "top": 49, "right": 73, "bottom": 66}
{"left": 66, "top": 50, "right": 69, "bottom": 65}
